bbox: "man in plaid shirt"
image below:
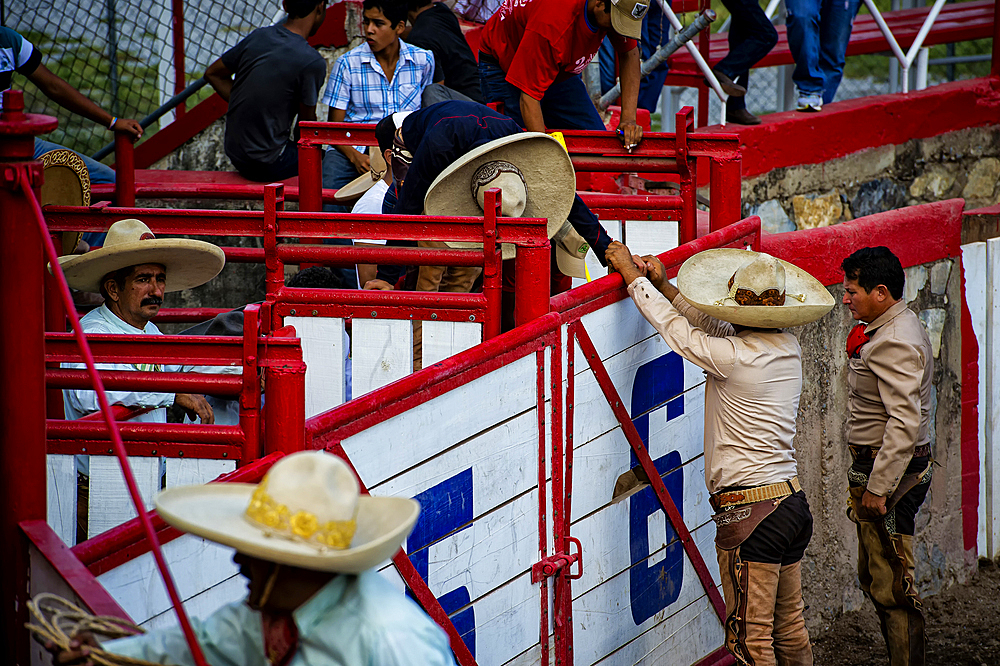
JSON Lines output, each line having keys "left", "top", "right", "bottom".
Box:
{"left": 320, "top": 0, "right": 438, "bottom": 206}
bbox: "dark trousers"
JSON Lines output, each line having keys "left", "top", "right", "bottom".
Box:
{"left": 229, "top": 140, "right": 300, "bottom": 183}
{"left": 478, "top": 56, "right": 606, "bottom": 131}
{"left": 714, "top": 0, "right": 778, "bottom": 112}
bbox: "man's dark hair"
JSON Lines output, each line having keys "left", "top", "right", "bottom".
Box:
{"left": 404, "top": 0, "right": 433, "bottom": 12}
{"left": 363, "top": 0, "right": 408, "bottom": 28}
{"left": 98, "top": 265, "right": 136, "bottom": 301}
{"left": 841, "top": 246, "right": 905, "bottom": 300}
{"left": 375, "top": 115, "right": 397, "bottom": 156}
{"left": 287, "top": 266, "right": 346, "bottom": 289}
{"left": 285, "top": 0, "right": 325, "bottom": 19}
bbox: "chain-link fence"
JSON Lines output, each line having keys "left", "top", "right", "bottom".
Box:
{"left": 2, "top": 0, "right": 280, "bottom": 162}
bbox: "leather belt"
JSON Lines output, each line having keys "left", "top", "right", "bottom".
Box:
{"left": 710, "top": 477, "right": 801, "bottom": 512}
{"left": 849, "top": 444, "right": 931, "bottom": 461}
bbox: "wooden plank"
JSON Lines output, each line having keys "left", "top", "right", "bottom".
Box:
{"left": 164, "top": 458, "right": 236, "bottom": 488}
{"left": 961, "top": 242, "right": 988, "bottom": 557}
{"left": 352, "top": 318, "right": 414, "bottom": 397}
{"left": 571, "top": 521, "right": 721, "bottom": 665}
{"left": 87, "top": 456, "right": 160, "bottom": 539}
{"left": 569, "top": 392, "right": 707, "bottom": 523}
{"left": 341, "top": 354, "right": 539, "bottom": 488}
{"left": 46, "top": 454, "right": 77, "bottom": 546}
{"left": 422, "top": 320, "right": 482, "bottom": 367}
{"left": 987, "top": 238, "right": 1000, "bottom": 559}
{"left": 622, "top": 220, "right": 679, "bottom": 260}
{"left": 595, "top": 596, "right": 723, "bottom": 666}
{"left": 97, "top": 534, "right": 240, "bottom": 625}
{"left": 286, "top": 316, "right": 346, "bottom": 417}
{"left": 140, "top": 574, "right": 245, "bottom": 632}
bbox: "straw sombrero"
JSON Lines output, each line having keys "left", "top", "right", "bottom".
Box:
{"left": 423, "top": 132, "right": 576, "bottom": 260}
{"left": 56, "top": 218, "right": 225, "bottom": 293}
{"left": 677, "top": 248, "right": 835, "bottom": 328}
{"left": 333, "top": 146, "right": 388, "bottom": 202}
{"left": 39, "top": 149, "right": 90, "bottom": 255}
{"left": 155, "top": 450, "right": 419, "bottom": 573}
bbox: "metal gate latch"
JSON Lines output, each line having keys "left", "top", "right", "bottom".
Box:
{"left": 531, "top": 536, "right": 583, "bottom": 583}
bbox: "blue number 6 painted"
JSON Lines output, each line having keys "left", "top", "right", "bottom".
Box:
{"left": 629, "top": 352, "right": 686, "bottom": 626}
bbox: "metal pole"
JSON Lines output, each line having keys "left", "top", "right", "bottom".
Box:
{"left": 709, "top": 156, "right": 742, "bottom": 233}
{"left": 105, "top": 0, "right": 121, "bottom": 117}
{"left": 0, "top": 89, "right": 56, "bottom": 666}
{"left": 513, "top": 244, "right": 551, "bottom": 327}
{"left": 91, "top": 78, "right": 207, "bottom": 161}
{"left": 598, "top": 10, "right": 716, "bottom": 110}
{"left": 114, "top": 131, "right": 136, "bottom": 207}
{"left": 298, "top": 143, "right": 324, "bottom": 212}
{"left": 264, "top": 361, "right": 306, "bottom": 455}
{"left": 171, "top": 0, "right": 187, "bottom": 118}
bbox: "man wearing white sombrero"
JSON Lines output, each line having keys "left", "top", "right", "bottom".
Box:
{"left": 46, "top": 450, "right": 457, "bottom": 665}
{"left": 607, "top": 241, "right": 835, "bottom": 666}
{"left": 366, "top": 101, "right": 612, "bottom": 324}
{"left": 56, "top": 218, "right": 225, "bottom": 425}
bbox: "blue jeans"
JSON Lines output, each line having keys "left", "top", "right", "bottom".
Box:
{"left": 715, "top": 0, "right": 778, "bottom": 112}
{"left": 786, "top": 0, "right": 861, "bottom": 102}
{"left": 35, "top": 138, "right": 116, "bottom": 245}
{"left": 478, "top": 57, "right": 605, "bottom": 131}
{"left": 599, "top": 0, "right": 671, "bottom": 113}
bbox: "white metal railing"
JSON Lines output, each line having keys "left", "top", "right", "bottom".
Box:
{"left": 863, "top": 0, "right": 948, "bottom": 92}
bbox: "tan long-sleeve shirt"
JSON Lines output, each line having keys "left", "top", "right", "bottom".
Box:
{"left": 627, "top": 277, "right": 801, "bottom": 494}
{"left": 847, "top": 300, "right": 933, "bottom": 497}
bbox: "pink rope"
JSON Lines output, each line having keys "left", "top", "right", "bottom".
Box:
{"left": 24, "top": 179, "right": 210, "bottom": 666}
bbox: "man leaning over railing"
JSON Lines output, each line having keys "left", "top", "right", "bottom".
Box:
{"left": 53, "top": 218, "right": 224, "bottom": 425}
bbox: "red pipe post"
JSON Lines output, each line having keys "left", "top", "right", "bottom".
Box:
{"left": 0, "top": 89, "right": 57, "bottom": 665}
{"left": 513, "top": 244, "right": 551, "bottom": 327}
{"left": 114, "top": 131, "right": 136, "bottom": 207}
{"left": 264, "top": 360, "right": 306, "bottom": 455}
{"left": 709, "top": 156, "right": 742, "bottom": 233}
{"left": 298, "top": 142, "right": 324, "bottom": 212}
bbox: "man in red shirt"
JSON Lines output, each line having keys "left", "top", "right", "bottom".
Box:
{"left": 478, "top": 0, "right": 646, "bottom": 149}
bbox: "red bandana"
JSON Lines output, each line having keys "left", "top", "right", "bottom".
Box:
{"left": 261, "top": 610, "right": 299, "bottom": 666}
{"left": 846, "top": 324, "right": 870, "bottom": 358}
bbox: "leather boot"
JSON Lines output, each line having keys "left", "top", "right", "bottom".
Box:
{"left": 772, "top": 562, "right": 812, "bottom": 665}
{"left": 718, "top": 547, "right": 781, "bottom": 666}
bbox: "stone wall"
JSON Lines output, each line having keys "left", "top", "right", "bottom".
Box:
{"left": 790, "top": 258, "right": 966, "bottom": 633}
{"left": 743, "top": 125, "right": 1000, "bottom": 234}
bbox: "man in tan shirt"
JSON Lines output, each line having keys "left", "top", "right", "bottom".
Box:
{"left": 842, "top": 246, "right": 933, "bottom": 666}
{"left": 608, "top": 242, "right": 834, "bottom": 666}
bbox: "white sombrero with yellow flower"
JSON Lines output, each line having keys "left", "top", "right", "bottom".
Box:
{"left": 155, "top": 450, "right": 419, "bottom": 573}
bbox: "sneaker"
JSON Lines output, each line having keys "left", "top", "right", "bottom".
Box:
{"left": 796, "top": 93, "right": 822, "bottom": 112}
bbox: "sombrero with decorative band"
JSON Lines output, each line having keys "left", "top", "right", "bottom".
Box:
{"left": 677, "top": 248, "right": 835, "bottom": 328}
{"left": 333, "top": 146, "right": 388, "bottom": 202}
{"left": 55, "top": 218, "right": 225, "bottom": 293}
{"left": 155, "top": 450, "right": 420, "bottom": 573}
{"left": 39, "top": 149, "right": 90, "bottom": 255}
{"left": 423, "top": 132, "right": 576, "bottom": 261}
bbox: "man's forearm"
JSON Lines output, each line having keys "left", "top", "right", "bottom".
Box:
{"left": 519, "top": 92, "right": 546, "bottom": 132}
{"left": 618, "top": 47, "right": 641, "bottom": 123}
{"left": 205, "top": 74, "right": 232, "bottom": 102}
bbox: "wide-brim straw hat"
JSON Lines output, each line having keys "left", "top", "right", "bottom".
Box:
{"left": 39, "top": 149, "right": 90, "bottom": 255}
{"left": 155, "top": 450, "right": 420, "bottom": 574}
{"left": 333, "top": 146, "right": 388, "bottom": 202}
{"left": 56, "top": 218, "right": 225, "bottom": 293}
{"left": 423, "top": 133, "right": 575, "bottom": 260}
{"left": 677, "top": 248, "right": 835, "bottom": 328}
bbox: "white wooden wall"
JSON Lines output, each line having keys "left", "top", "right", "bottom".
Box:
{"left": 575, "top": 221, "right": 679, "bottom": 289}
{"left": 962, "top": 241, "right": 1000, "bottom": 559}
{"left": 286, "top": 315, "right": 483, "bottom": 418}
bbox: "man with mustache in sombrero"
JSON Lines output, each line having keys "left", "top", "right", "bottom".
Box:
{"left": 608, "top": 241, "right": 836, "bottom": 666}
{"left": 55, "top": 218, "right": 226, "bottom": 425}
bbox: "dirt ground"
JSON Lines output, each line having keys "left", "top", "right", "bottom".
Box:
{"left": 811, "top": 559, "right": 1000, "bottom": 666}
